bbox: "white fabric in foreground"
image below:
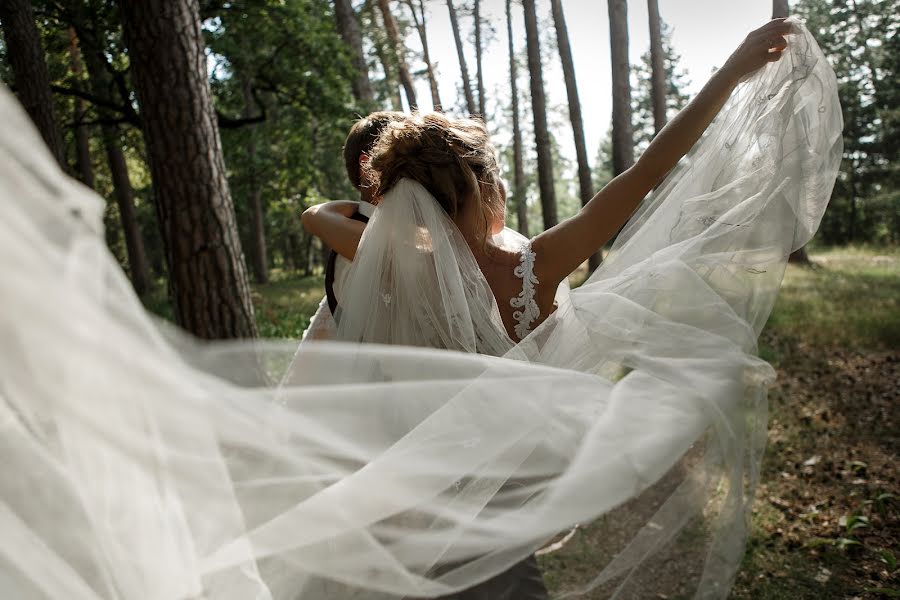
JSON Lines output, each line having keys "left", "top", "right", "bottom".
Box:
{"left": 0, "top": 20, "right": 841, "bottom": 600}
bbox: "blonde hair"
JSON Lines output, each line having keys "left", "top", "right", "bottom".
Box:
{"left": 367, "top": 112, "right": 504, "bottom": 242}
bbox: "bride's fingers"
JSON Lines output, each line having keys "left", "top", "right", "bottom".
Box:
{"left": 766, "top": 45, "right": 787, "bottom": 62}
{"left": 757, "top": 18, "right": 790, "bottom": 34}
{"left": 766, "top": 36, "right": 788, "bottom": 50}
{"left": 753, "top": 20, "right": 793, "bottom": 41}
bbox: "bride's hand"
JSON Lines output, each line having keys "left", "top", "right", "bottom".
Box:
{"left": 721, "top": 18, "right": 793, "bottom": 82}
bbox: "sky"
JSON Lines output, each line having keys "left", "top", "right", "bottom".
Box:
{"left": 394, "top": 0, "right": 779, "bottom": 162}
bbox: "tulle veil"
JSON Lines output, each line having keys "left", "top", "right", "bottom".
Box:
{"left": 0, "top": 20, "right": 841, "bottom": 600}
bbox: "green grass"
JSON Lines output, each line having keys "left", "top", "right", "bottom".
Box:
{"left": 763, "top": 247, "right": 900, "bottom": 355}
{"left": 250, "top": 269, "right": 325, "bottom": 338}
{"left": 142, "top": 268, "right": 325, "bottom": 338}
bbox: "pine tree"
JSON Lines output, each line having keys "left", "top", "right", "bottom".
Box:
{"left": 630, "top": 20, "right": 690, "bottom": 152}
{"left": 120, "top": 0, "right": 258, "bottom": 339}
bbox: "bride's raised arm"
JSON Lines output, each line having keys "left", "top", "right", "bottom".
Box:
{"left": 531, "top": 18, "right": 793, "bottom": 287}
{"left": 301, "top": 200, "right": 366, "bottom": 260}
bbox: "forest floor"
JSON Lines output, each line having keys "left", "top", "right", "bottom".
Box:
{"left": 536, "top": 247, "right": 900, "bottom": 599}
{"left": 148, "top": 246, "right": 899, "bottom": 598}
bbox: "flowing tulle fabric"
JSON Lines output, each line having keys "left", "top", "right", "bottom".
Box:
{"left": 0, "top": 21, "right": 840, "bottom": 600}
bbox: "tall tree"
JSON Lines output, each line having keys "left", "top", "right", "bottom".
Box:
{"left": 447, "top": 0, "right": 477, "bottom": 115}
{"left": 522, "top": 0, "right": 557, "bottom": 229}
{"left": 647, "top": 0, "right": 667, "bottom": 134}
{"left": 120, "top": 0, "right": 257, "bottom": 339}
{"left": 377, "top": 0, "right": 417, "bottom": 109}
{"left": 67, "top": 27, "right": 94, "bottom": 188}
{"left": 772, "top": 0, "right": 789, "bottom": 18}
{"left": 367, "top": 3, "right": 404, "bottom": 110}
{"left": 550, "top": 0, "right": 596, "bottom": 265}
{"left": 474, "top": 0, "right": 485, "bottom": 117}
{"left": 607, "top": 0, "right": 634, "bottom": 176}
{"left": 71, "top": 7, "right": 153, "bottom": 296}
{"left": 242, "top": 78, "right": 268, "bottom": 284}
{"left": 506, "top": 0, "right": 527, "bottom": 235}
{"left": 333, "top": 0, "right": 375, "bottom": 106}
{"left": 0, "top": 0, "right": 66, "bottom": 168}
{"left": 631, "top": 21, "right": 690, "bottom": 151}
{"left": 404, "top": 0, "right": 442, "bottom": 110}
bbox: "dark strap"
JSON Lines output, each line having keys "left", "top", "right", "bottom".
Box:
{"left": 324, "top": 210, "right": 370, "bottom": 317}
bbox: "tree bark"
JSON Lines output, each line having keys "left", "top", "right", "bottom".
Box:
{"left": 551, "top": 0, "right": 598, "bottom": 266}
{"left": 106, "top": 130, "right": 154, "bottom": 294}
{"left": 522, "top": 0, "right": 557, "bottom": 230}
{"left": 506, "top": 0, "right": 527, "bottom": 236}
{"left": 67, "top": 28, "right": 95, "bottom": 189}
{"left": 0, "top": 0, "right": 67, "bottom": 169}
{"left": 369, "top": 4, "right": 404, "bottom": 111}
{"left": 76, "top": 16, "right": 153, "bottom": 296}
{"left": 333, "top": 0, "right": 375, "bottom": 106}
{"left": 120, "top": 0, "right": 257, "bottom": 339}
{"left": 608, "top": 0, "right": 634, "bottom": 175}
{"left": 474, "top": 0, "right": 485, "bottom": 117}
{"left": 405, "top": 0, "right": 442, "bottom": 110}
{"left": 647, "top": 0, "right": 667, "bottom": 134}
{"left": 242, "top": 79, "right": 268, "bottom": 284}
{"left": 772, "top": 0, "right": 789, "bottom": 18}
{"left": 378, "top": 0, "right": 417, "bottom": 110}
{"left": 447, "top": 0, "right": 477, "bottom": 116}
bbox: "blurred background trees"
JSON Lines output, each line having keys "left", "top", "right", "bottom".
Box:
{"left": 0, "top": 0, "right": 896, "bottom": 336}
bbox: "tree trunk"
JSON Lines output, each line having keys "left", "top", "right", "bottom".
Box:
{"left": 551, "top": 0, "right": 598, "bottom": 267}
{"left": 405, "top": 0, "right": 442, "bottom": 110}
{"left": 67, "top": 28, "right": 95, "bottom": 189}
{"left": 788, "top": 245, "right": 810, "bottom": 264}
{"left": 647, "top": 0, "right": 667, "bottom": 134}
{"left": 370, "top": 5, "right": 404, "bottom": 111}
{"left": 474, "top": 0, "right": 485, "bottom": 117}
{"left": 608, "top": 0, "right": 634, "bottom": 176}
{"left": 242, "top": 79, "right": 268, "bottom": 284}
{"left": 378, "top": 0, "right": 417, "bottom": 110}
{"left": 447, "top": 0, "right": 477, "bottom": 116}
{"left": 333, "top": 0, "right": 375, "bottom": 106}
{"left": 0, "top": 0, "right": 67, "bottom": 169}
{"left": 522, "top": 0, "right": 557, "bottom": 230}
{"left": 506, "top": 0, "right": 528, "bottom": 236}
{"left": 74, "top": 13, "right": 153, "bottom": 296}
{"left": 120, "top": 0, "right": 257, "bottom": 339}
{"left": 772, "top": 0, "right": 789, "bottom": 18}
{"left": 106, "top": 131, "right": 154, "bottom": 295}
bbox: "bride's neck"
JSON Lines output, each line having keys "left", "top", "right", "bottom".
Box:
{"left": 468, "top": 237, "right": 516, "bottom": 268}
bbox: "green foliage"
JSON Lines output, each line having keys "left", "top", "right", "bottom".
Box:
{"left": 796, "top": 0, "right": 900, "bottom": 245}
{"left": 204, "top": 0, "right": 359, "bottom": 270}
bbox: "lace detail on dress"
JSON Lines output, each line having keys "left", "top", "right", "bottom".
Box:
{"left": 510, "top": 242, "right": 539, "bottom": 340}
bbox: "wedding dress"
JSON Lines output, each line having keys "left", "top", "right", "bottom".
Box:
{"left": 0, "top": 20, "right": 841, "bottom": 600}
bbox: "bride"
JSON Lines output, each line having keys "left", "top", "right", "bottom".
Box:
{"left": 0, "top": 17, "right": 841, "bottom": 600}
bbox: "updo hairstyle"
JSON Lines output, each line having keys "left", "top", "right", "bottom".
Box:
{"left": 367, "top": 112, "right": 505, "bottom": 241}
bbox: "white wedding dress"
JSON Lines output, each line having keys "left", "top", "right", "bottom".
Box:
{"left": 0, "top": 21, "right": 841, "bottom": 600}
